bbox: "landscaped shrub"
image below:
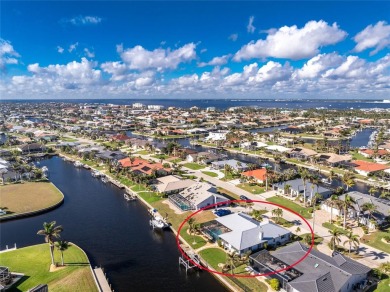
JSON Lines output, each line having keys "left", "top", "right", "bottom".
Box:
{"left": 383, "top": 235, "right": 390, "bottom": 243}
{"left": 217, "top": 239, "right": 223, "bottom": 247}
{"left": 362, "top": 226, "right": 369, "bottom": 234}
{"left": 267, "top": 278, "right": 280, "bottom": 291}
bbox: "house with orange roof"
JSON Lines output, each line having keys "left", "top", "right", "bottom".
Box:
{"left": 118, "top": 157, "right": 171, "bottom": 176}
{"left": 352, "top": 160, "right": 390, "bottom": 176}
{"left": 241, "top": 168, "right": 267, "bottom": 184}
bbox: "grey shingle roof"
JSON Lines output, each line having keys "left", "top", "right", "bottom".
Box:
{"left": 271, "top": 242, "right": 370, "bottom": 292}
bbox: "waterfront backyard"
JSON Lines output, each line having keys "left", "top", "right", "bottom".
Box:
{"left": 0, "top": 243, "right": 98, "bottom": 291}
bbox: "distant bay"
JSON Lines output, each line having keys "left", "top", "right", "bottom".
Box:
{"left": 2, "top": 99, "right": 390, "bottom": 110}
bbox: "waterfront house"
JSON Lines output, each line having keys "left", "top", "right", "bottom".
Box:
{"left": 168, "top": 182, "right": 227, "bottom": 211}
{"left": 352, "top": 160, "right": 390, "bottom": 176}
{"left": 186, "top": 151, "right": 223, "bottom": 164}
{"left": 273, "top": 178, "right": 333, "bottom": 200}
{"left": 96, "top": 150, "right": 127, "bottom": 164}
{"left": 241, "top": 168, "right": 267, "bottom": 184}
{"left": 211, "top": 159, "right": 249, "bottom": 172}
{"left": 321, "top": 191, "right": 390, "bottom": 229}
{"left": 154, "top": 175, "right": 195, "bottom": 194}
{"left": 206, "top": 130, "right": 229, "bottom": 141}
{"left": 202, "top": 213, "right": 291, "bottom": 255}
{"left": 118, "top": 157, "right": 171, "bottom": 176}
{"left": 289, "top": 147, "right": 318, "bottom": 161}
{"left": 281, "top": 126, "right": 304, "bottom": 134}
{"left": 17, "top": 143, "right": 47, "bottom": 155}
{"left": 250, "top": 242, "right": 370, "bottom": 292}
{"left": 316, "top": 153, "right": 352, "bottom": 167}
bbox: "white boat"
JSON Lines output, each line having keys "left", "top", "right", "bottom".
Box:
{"left": 150, "top": 215, "right": 169, "bottom": 229}
{"left": 101, "top": 177, "right": 108, "bottom": 183}
{"left": 74, "top": 161, "right": 83, "bottom": 167}
{"left": 321, "top": 178, "right": 331, "bottom": 185}
{"left": 91, "top": 170, "right": 102, "bottom": 177}
{"left": 124, "top": 193, "right": 137, "bottom": 201}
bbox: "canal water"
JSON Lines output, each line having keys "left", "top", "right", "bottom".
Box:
{"left": 0, "top": 156, "right": 227, "bottom": 292}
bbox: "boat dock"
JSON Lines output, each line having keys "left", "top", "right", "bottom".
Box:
{"left": 93, "top": 267, "right": 113, "bottom": 292}
{"left": 178, "top": 244, "right": 208, "bottom": 273}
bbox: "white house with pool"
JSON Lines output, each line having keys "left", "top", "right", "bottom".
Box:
{"left": 202, "top": 213, "right": 291, "bottom": 255}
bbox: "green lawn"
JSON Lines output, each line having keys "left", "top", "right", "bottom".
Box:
{"left": 0, "top": 243, "right": 98, "bottom": 292}
{"left": 136, "top": 150, "right": 150, "bottom": 155}
{"left": 221, "top": 172, "right": 240, "bottom": 181}
{"left": 216, "top": 187, "right": 240, "bottom": 200}
{"left": 375, "top": 278, "right": 390, "bottom": 292}
{"left": 266, "top": 196, "right": 313, "bottom": 219}
{"left": 137, "top": 192, "right": 163, "bottom": 204}
{"left": 183, "top": 162, "right": 205, "bottom": 170}
{"left": 118, "top": 177, "right": 136, "bottom": 187}
{"left": 299, "top": 233, "right": 324, "bottom": 246}
{"left": 362, "top": 227, "right": 390, "bottom": 254}
{"left": 131, "top": 184, "right": 148, "bottom": 192}
{"left": 60, "top": 137, "right": 78, "bottom": 142}
{"left": 169, "top": 158, "right": 183, "bottom": 164}
{"left": 199, "top": 248, "right": 227, "bottom": 270}
{"left": 271, "top": 217, "right": 294, "bottom": 227}
{"left": 322, "top": 222, "right": 348, "bottom": 235}
{"left": 237, "top": 183, "right": 266, "bottom": 195}
{"left": 351, "top": 152, "right": 374, "bottom": 162}
{"left": 180, "top": 226, "right": 208, "bottom": 249}
{"left": 152, "top": 154, "right": 169, "bottom": 160}
{"left": 201, "top": 171, "right": 218, "bottom": 177}
{"left": 199, "top": 248, "right": 268, "bottom": 292}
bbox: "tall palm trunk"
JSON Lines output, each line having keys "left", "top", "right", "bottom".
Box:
{"left": 343, "top": 205, "right": 347, "bottom": 229}
{"left": 61, "top": 251, "right": 64, "bottom": 266}
{"left": 49, "top": 244, "right": 55, "bottom": 265}
{"left": 330, "top": 204, "right": 333, "bottom": 223}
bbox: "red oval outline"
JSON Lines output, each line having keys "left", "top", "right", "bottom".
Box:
{"left": 176, "top": 199, "right": 314, "bottom": 278}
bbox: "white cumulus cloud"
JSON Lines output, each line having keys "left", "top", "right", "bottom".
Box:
{"left": 234, "top": 20, "right": 347, "bottom": 61}
{"left": 198, "top": 54, "right": 231, "bottom": 67}
{"left": 353, "top": 21, "right": 390, "bottom": 55}
{"left": 293, "top": 53, "right": 344, "bottom": 79}
{"left": 57, "top": 46, "right": 64, "bottom": 54}
{"left": 68, "top": 42, "right": 79, "bottom": 53}
{"left": 0, "top": 38, "right": 20, "bottom": 71}
{"left": 120, "top": 43, "right": 197, "bottom": 71}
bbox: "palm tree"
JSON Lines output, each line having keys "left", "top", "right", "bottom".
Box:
{"left": 361, "top": 202, "right": 377, "bottom": 230}
{"left": 55, "top": 240, "right": 71, "bottom": 266}
{"left": 378, "top": 262, "right": 390, "bottom": 275}
{"left": 283, "top": 184, "right": 291, "bottom": 196}
{"left": 187, "top": 218, "right": 197, "bottom": 245}
{"left": 343, "top": 231, "right": 359, "bottom": 254}
{"left": 37, "top": 221, "right": 63, "bottom": 266}
{"left": 329, "top": 229, "right": 342, "bottom": 251}
{"left": 327, "top": 194, "right": 340, "bottom": 223}
{"left": 299, "top": 168, "right": 310, "bottom": 206}
{"left": 342, "top": 172, "right": 355, "bottom": 191}
{"left": 223, "top": 251, "right": 239, "bottom": 274}
{"left": 272, "top": 208, "right": 283, "bottom": 223}
{"left": 341, "top": 194, "right": 356, "bottom": 229}
{"left": 368, "top": 187, "right": 377, "bottom": 197}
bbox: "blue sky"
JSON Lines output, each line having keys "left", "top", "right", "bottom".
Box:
{"left": 1, "top": 1, "right": 390, "bottom": 99}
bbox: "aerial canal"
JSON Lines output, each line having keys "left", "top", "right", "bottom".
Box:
{"left": 0, "top": 156, "right": 227, "bottom": 292}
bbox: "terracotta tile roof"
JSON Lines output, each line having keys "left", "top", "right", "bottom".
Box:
{"left": 241, "top": 168, "right": 267, "bottom": 181}
{"left": 118, "top": 157, "right": 170, "bottom": 175}
{"left": 352, "top": 160, "right": 390, "bottom": 172}
{"left": 360, "top": 149, "right": 389, "bottom": 156}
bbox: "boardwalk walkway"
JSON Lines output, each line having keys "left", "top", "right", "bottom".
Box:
{"left": 93, "top": 268, "right": 112, "bottom": 292}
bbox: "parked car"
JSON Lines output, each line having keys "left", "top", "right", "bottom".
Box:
{"left": 240, "top": 195, "right": 251, "bottom": 201}
{"left": 213, "top": 209, "right": 232, "bottom": 217}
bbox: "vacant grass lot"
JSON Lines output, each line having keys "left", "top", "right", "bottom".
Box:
{"left": 180, "top": 226, "right": 208, "bottom": 249}
{"left": 237, "top": 183, "right": 266, "bottom": 195}
{"left": 0, "top": 182, "right": 63, "bottom": 217}
{"left": 0, "top": 243, "right": 98, "bottom": 292}
{"left": 322, "top": 222, "right": 348, "bottom": 235}
{"left": 183, "top": 163, "right": 205, "bottom": 170}
{"left": 201, "top": 171, "right": 218, "bottom": 177}
{"left": 137, "top": 192, "right": 162, "bottom": 204}
{"left": 362, "top": 227, "right": 390, "bottom": 254}
{"left": 266, "top": 196, "right": 313, "bottom": 219}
